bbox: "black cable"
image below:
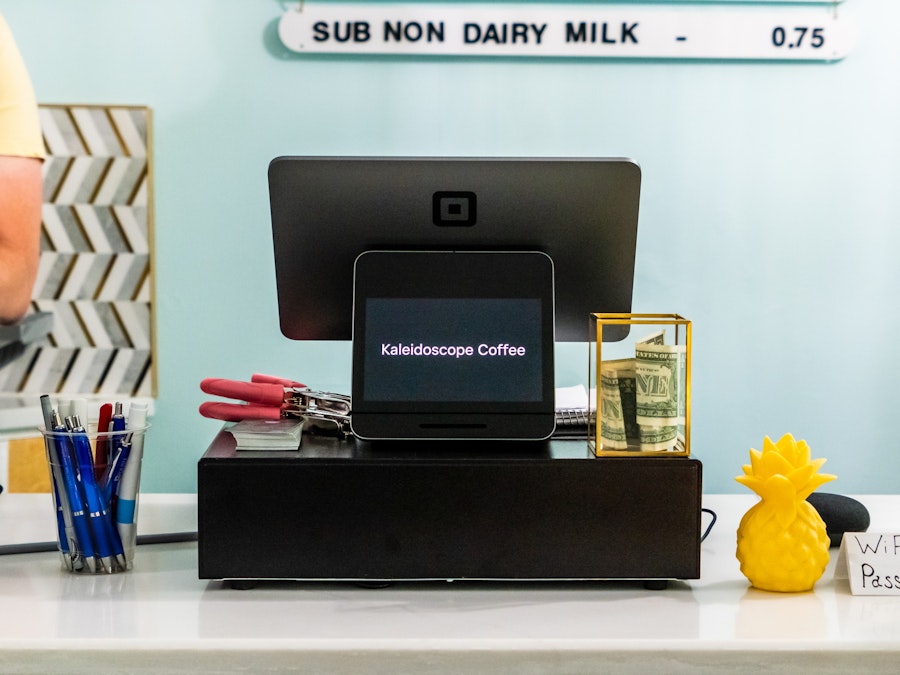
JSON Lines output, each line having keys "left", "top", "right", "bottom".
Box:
{"left": 0, "top": 531, "right": 197, "bottom": 556}
{"left": 3, "top": 515, "right": 717, "bottom": 557}
{"left": 700, "top": 507, "right": 717, "bottom": 542}
{"left": 2, "top": 512, "right": 717, "bottom": 554}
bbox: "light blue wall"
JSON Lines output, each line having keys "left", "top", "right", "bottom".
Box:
{"left": 5, "top": 1, "right": 898, "bottom": 494}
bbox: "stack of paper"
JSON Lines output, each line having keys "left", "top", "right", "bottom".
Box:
{"left": 228, "top": 419, "right": 304, "bottom": 450}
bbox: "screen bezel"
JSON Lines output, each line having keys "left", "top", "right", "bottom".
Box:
{"left": 351, "top": 250, "right": 555, "bottom": 440}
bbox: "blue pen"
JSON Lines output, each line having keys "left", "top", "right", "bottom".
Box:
{"left": 48, "top": 462, "right": 72, "bottom": 567}
{"left": 51, "top": 411, "right": 96, "bottom": 573}
{"left": 41, "top": 396, "right": 75, "bottom": 570}
{"left": 104, "top": 403, "right": 129, "bottom": 505}
{"left": 69, "top": 415, "right": 126, "bottom": 572}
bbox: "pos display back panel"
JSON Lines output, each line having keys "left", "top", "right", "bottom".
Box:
{"left": 268, "top": 156, "right": 641, "bottom": 343}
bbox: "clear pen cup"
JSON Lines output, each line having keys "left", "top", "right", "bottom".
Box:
{"left": 40, "top": 423, "right": 149, "bottom": 574}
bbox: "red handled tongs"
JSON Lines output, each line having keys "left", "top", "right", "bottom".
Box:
{"left": 199, "top": 373, "right": 352, "bottom": 435}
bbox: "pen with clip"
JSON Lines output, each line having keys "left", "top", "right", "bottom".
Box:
{"left": 40, "top": 396, "right": 76, "bottom": 571}
{"left": 51, "top": 411, "right": 96, "bottom": 573}
{"left": 103, "top": 402, "right": 130, "bottom": 506}
{"left": 93, "top": 402, "right": 113, "bottom": 482}
{"left": 68, "top": 415, "right": 126, "bottom": 572}
{"left": 116, "top": 402, "right": 147, "bottom": 566}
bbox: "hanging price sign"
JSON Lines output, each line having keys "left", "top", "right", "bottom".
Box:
{"left": 278, "top": 3, "right": 856, "bottom": 61}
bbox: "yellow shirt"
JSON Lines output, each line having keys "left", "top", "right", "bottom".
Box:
{"left": 0, "top": 14, "right": 44, "bottom": 159}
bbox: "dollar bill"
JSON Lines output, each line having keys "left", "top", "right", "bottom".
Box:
{"left": 601, "top": 358, "right": 639, "bottom": 441}
{"left": 599, "top": 367, "right": 628, "bottom": 449}
{"left": 599, "top": 330, "right": 685, "bottom": 452}
{"left": 638, "top": 423, "right": 679, "bottom": 451}
{"left": 618, "top": 368, "right": 639, "bottom": 441}
{"left": 637, "top": 329, "right": 666, "bottom": 346}
{"left": 635, "top": 342, "right": 685, "bottom": 427}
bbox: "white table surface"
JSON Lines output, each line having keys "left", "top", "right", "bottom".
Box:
{"left": 1, "top": 493, "right": 899, "bottom": 674}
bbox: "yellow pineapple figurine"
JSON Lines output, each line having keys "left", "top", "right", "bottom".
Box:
{"left": 735, "top": 433, "right": 836, "bottom": 592}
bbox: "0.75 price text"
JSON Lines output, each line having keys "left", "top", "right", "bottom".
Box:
{"left": 772, "top": 26, "right": 825, "bottom": 49}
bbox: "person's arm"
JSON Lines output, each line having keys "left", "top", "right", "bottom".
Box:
{"left": 0, "top": 154, "right": 42, "bottom": 324}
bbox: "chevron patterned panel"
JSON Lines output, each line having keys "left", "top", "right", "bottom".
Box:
{"left": 0, "top": 105, "right": 155, "bottom": 397}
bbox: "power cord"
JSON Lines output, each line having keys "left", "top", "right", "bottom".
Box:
{"left": 1, "top": 510, "right": 716, "bottom": 553}
{"left": 700, "top": 507, "right": 717, "bottom": 542}
{"left": 0, "top": 531, "right": 197, "bottom": 556}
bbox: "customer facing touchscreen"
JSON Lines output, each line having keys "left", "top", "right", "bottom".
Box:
{"left": 351, "top": 251, "right": 556, "bottom": 441}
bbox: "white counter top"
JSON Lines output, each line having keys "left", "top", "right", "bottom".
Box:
{"left": 1, "top": 493, "right": 899, "bottom": 673}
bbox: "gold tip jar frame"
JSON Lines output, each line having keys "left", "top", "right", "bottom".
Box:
{"left": 589, "top": 313, "right": 691, "bottom": 458}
